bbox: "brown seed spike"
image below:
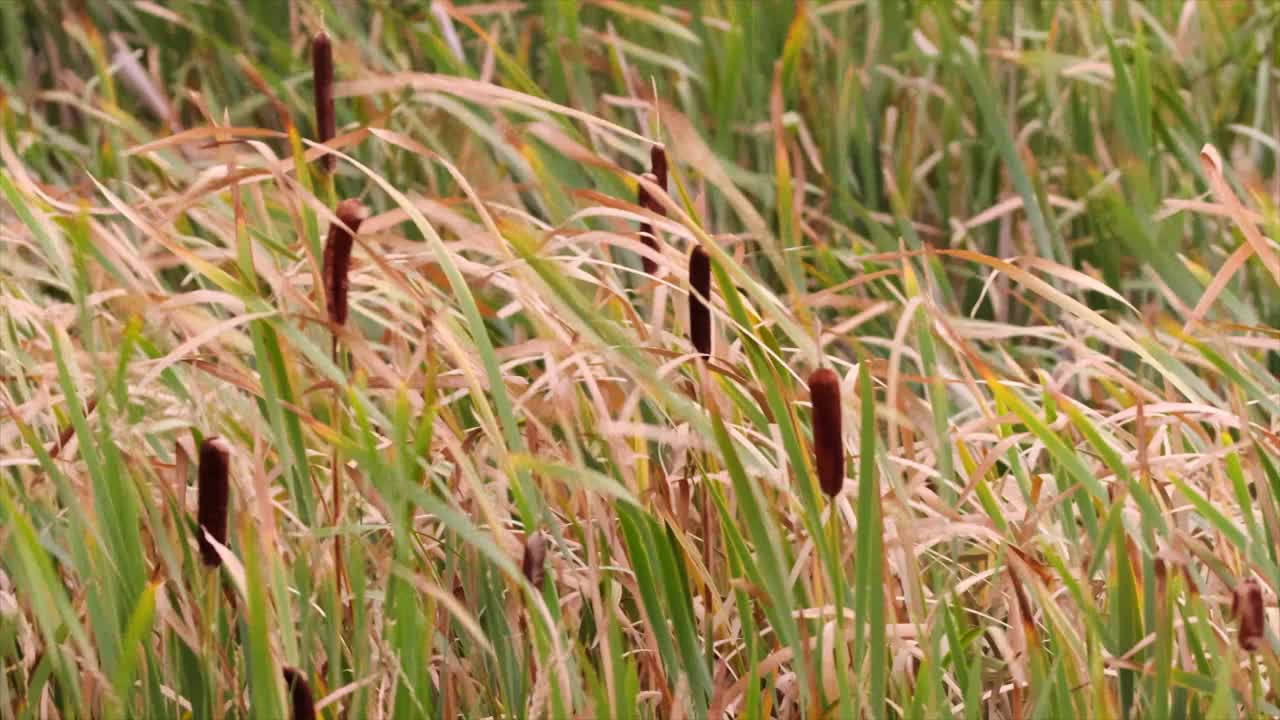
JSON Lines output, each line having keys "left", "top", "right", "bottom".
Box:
{"left": 323, "top": 199, "right": 368, "bottom": 328}
{"left": 312, "top": 31, "right": 335, "bottom": 172}
{"left": 637, "top": 172, "right": 660, "bottom": 275}
{"left": 282, "top": 667, "right": 317, "bottom": 720}
{"left": 1233, "top": 577, "right": 1266, "bottom": 652}
{"left": 522, "top": 531, "right": 548, "bottom": 590}
{"left": 808, "top": 368, "right": 844, "bottom": 497}
{"left": 689, "top": 246, "right": 711, "bottom": 358}
{"left": 197, "top": 437, "right": 231, "bottom": 567}
{"left": 650, "top": 144, "right": 668, "bottom": 197}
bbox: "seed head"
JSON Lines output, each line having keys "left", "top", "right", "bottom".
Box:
{"left": 197, "top": 436, "right": 231, "bottom": 567}
{"left": 637, "top": 172, "right": 660, "bottom": 275}
{"left": 1233, "top": 577, "right": 1266, "bottom": 652}
{"left": 636, "top": 145, "right": 669, "bottom": 275}
{"left": 312, "top": 31, "right": 335, "bottom": 172}
{"left": 650, "top": 144, "right": 668, "bottom": 196}
{"left": 522, "top": 531, "right": 548, "bottom": 590}
{"left": 282, "top": 666, "right": 316, "bottom": 720}
{"left": 808, "top": 368, "right": 844, "bottom": 497}
{"left": 688, "top": 246, "right": 711, "bottom": 358}
{"left": 323, "top": 199, "right": 368, "bottom": 328}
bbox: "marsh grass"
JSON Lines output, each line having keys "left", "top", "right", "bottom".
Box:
{"left": 1, "top": 2, "right": 1279, "bottom": 718}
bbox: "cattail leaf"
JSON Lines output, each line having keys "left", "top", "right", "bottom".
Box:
{"left": 243, "top": 531, "right": 284, "bottom": 718}
{"left": 851, "top": 362, "right": 885, "bottom": 716}
{"left": 708, "top": 408, "right": 805, "bottom": 696}
{"left": 616, "top": 504, "right": 679, "bottom": 687}
{"left": 109, "top": 581, "right": 159, "bottom": 709}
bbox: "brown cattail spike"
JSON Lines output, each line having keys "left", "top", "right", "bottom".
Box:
{"left": 637, "top": 172, "right": 660, "bottom": 275}
{"left": 522, "top": 531, "right": 548, "bottom": 590}
{"left": 312, "top": 32, "right": 335, "bottom": 173}
{"left": 323, "top": 199, "right": 368, "bottom": 328}
{"left": 650, "top": 144, "right": 668, "bottom": 194}
{"left": 689, "top": 246, "right": 711, "bottom": 358}
{"left": 637, "top": 146, "right": 669, "bottom": 276}
{"left": 197, "top": 437, "right": 231, "bottom": 567}
{"left": 808, "top": 368, "right": 844, "bottom": 497}
{"left": 282, "top": 667, "right": 317, "bottom": 720}
{"left": 1233, "top": 577, "right": 1266, "bottom": 652}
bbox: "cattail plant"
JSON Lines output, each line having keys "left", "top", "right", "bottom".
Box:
{"left": 322, "top": 198, "right": 366, "bottom": 596}
{"left": 323, "top": 199, "right": 368, "bottom": 329}
{"left": 197, "top": 436, "right": 231, "bottom": 567}
{"left": 688, "top": 245, "right": 711, "bottom": 358}
{"left": 636, "top": 144, "right": 668, "bottom": 275}
{"left": 312, "top": 31, "right": 335, "bottom": 173}
{"left": 1232, "top": 576, "right": 1266, "bottom": 652}
{"left": 808, "top": 367, "right": 844, "bottom": 497}
{"left": 522, "top": 531, "right": 548, "bottom": 591}
{"left": 282, "top": 667, "right": 317, "bottom": 720}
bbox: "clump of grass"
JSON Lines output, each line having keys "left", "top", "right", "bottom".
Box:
{"left": 688, "top": 245, "right": 711, "bottom": 358}
{"left": 196, "top": 436, "right": 231, "bottom": 567}
{"left": 807, "top": 367, "right": 843, "bottom": 497}
{"left": 281, "top": 667, "right": 316, "bottom": 720}
{"left": 312, "top": 30, "right": 335, "bottom": 173}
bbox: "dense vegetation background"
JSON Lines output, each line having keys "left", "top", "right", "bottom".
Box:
{"left": 2, "top": 1, "right": 1280, "bottom": 717}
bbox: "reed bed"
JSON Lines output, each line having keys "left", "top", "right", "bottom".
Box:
{"left": 0, "top": 2, "right": 1278, "bottom": 718}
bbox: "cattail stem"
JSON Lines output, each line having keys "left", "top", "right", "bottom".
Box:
{"left": 282, "top": 667, "right": 317, "bottom": 720}
{"left": 330, "top": 391, "right": 346, "bottom": 599}
{"left": 808, "top": 368, "right": 844, "bottom": 497}
{"left": 700, "top": 468, "right": 713, "bottom": 669}
{"left": 197, "top": 437, "right": 231, "bottom": 567}
{"left": 312, "top": 31, "right": 335, "bottom": 174}
{"left": 689, "top": 246, "right": 711, "bottom": 358}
